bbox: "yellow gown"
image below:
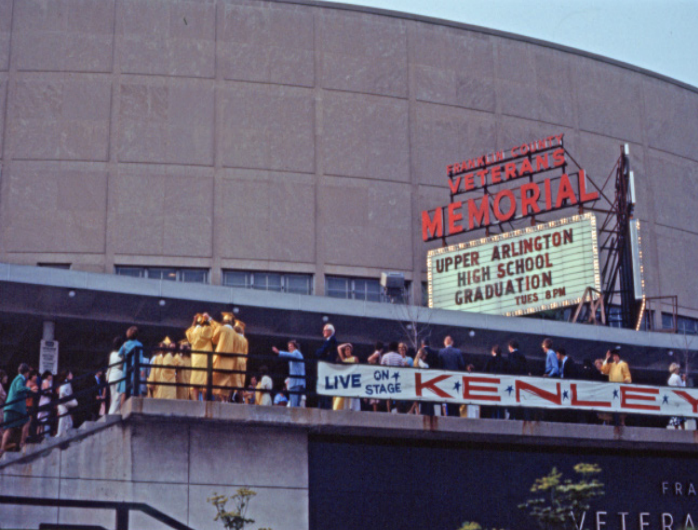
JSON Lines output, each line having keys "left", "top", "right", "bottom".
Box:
{"left": 333, "top": 356, "right": 358, "bottom": 410}
{"left": 234, "top": 334, "right": 249, "bottom": 392}
{"left": 176, "top": 354, "right": 192, "bottom": 400}
{"left": 147, "top": 353, "right": 164, "bottom": 398}
{"left": 158, "top": 352, "right": 183, "bottom": 400}
{"left": 212, "top": 322, "right": 240, "bottom": 400}
{"left": 186, "top": 324, "right": 214, "bottom": 390}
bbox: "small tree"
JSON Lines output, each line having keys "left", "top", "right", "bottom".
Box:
{"left": 518, "top": 463, "right": 604, "bottom": 530}
{"left": 208, "top": 488, "right": 271, "bottom": 530}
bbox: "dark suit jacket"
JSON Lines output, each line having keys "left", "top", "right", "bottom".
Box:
{"left": 422, "top": 346, "right": 440, "bottom": 368}
{"left": 315, "top": 335, "right": 338, "bottom": 363}
{"left": 560, "top": 357, "right": 576, "bottom": 379}
{"left": 438, "top": 346, "right": 466, "bottom": 372}
{"left": 508, "top": 349, "right": 528, "bottom": 376}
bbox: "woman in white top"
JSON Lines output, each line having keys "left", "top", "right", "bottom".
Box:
{"left": 255, "top": 366, "right": 273, "bottom": 407}
{"left": 668, "top": 363, "right": 686, "bottom": 429}
{"left": 106, "top": 337, "right": 125, "bottom": 414}
{"left": 57, "top": 371, "right": 78, "bottom": 436}
{"left": 37, "top": 371, "right": 54, "bottom": 435}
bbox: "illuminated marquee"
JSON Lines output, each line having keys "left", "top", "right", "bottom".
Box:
{"left": 427, "top": 214, "right": 600, "bottom": 316}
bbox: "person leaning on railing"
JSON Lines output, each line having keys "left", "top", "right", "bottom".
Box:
{"left": 117, "top": 326, "right": 145, "bottom": 407}
{"left": 0, "top": 363, "right": 35, "bottom": 457}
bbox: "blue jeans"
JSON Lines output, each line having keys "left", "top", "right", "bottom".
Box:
{"left": 289, "top": 386, "right": 304, "bottom": 407}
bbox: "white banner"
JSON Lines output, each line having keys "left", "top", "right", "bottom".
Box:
{"left": 317, "top": 362, "right": 698, "bottom": 418}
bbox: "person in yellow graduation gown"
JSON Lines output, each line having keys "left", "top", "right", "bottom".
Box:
{"left": 176, "top": 340, "right": 192, "bottom": 400}
{"left": 185, "top": 313, "right": 215, "bottom": 400}
{"left": 158, "top": 338, "right": 183, "bottom": 400}
{"left": 232, "top": 320, "right": 248, "bottom": 399}
{"left": 211, "top": 312, "right": 240, "bottom": 402}
{"left": 147, "top": 342, "right": 166, "bottom": 398}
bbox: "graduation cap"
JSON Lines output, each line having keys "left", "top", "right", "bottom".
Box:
{"left": 234, "top": 319, "right": 246, "bottom": 332}
{"left": 221, "top": 312, "right": 234, "bottom": 323}
{"left": 163, "top": 336, "right": 172, "bottom": 345}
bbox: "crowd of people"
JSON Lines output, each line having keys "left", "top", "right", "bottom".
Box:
{"left": 0, "top": 318, "right": 692, "bottom": 457}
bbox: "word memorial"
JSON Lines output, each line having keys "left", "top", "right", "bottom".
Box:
{"left": 427, "top": 214, "right": 600, "bottom": 315}
{"left": 421, "top": 134, "right": 599, "bottom": 241}
{"left": 317, "top": 363, "right": 698, "bottom": 419}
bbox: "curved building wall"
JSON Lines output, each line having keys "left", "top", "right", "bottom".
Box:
{"left": 0, "top": 0, "right": 697, "bottom": 317}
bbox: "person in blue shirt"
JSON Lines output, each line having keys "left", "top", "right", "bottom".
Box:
{"left": 542, "top": 338, "right": 560, "bottom": 377}
{"left": 0, "top": 363, "right": 34, "bottom": 457}
{"left": 273, "top": 340, "right": 306, "bottom": 407}
{"left": 117, "top": 326, "right": 146, "bottom": 409}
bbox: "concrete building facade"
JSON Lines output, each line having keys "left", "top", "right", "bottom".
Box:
{"left": 1, "top": 0, "right": 697, "bottom": 322}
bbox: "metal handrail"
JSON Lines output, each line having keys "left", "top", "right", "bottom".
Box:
{"left": 0, "top": 495, "right": 195, "bottom": 530}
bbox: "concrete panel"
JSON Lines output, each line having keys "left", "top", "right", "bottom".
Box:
{"left": 14, "top": 0, "right": 114, "bottom": 73}
{"left": 55, "top": 478, "right": 189, "bottom": 530}
{"left": 163, "top": 175, "right": 214, "bottom": 257}
{"left": 219, "top": 83, "right": 314, "bottom": 173}
{"left": 644, "top": 78, "right": 698, "bottom": 163}
{"left": 533, "top": 47, "right": 576, "bottom": 126}
{"left": 655, "top": 226, "right": 698, "bottom": 307}
{"left": 214, "top": 170, "right": 316, "bottom": 262}
{"left": 413, "top": 102, "right": 496, "bottom": 187}
{"left": 188, "top": 484, "right": 309, "bottom": 530}
{"left": 0, "top": 74, "right": 6, "bottom": 155}
{"left": 0, "top": 0, "right": 12, "bottom": 71}
{"left": 0, "top": 475, "right": 59, "bottom": 528}
{"left": 495, "top": 42, "right": 575, "bottom": 127}
{"left": 323, "top": 91, "right": 409, "bottom": 182}
{"left": 118, "top": 78, "right": 215, "bottom": 165}
{"left": 320, "top": 10, "right": 408, "bottom": 98}
{"left": 648, "top": 151, "right": 698, "bottom": 234}
{"left": 189, "top": 423, "right": 308, "bottom": 488}
{"left": 411, "top": 24, "right": 495, "bottom": 112}
{"left": 57, "top": 478, "right": 127, "bottom": 529}
{"left": 130, "top": 421, "right": 189, "bottom": 483}
{"left": 2, "top": 164, "right": 107, "bottom": 253}
{"left": 109, "top": 170, "right": 213, "bottom": 256}
{"left": 0, "top": 441, "right": 61, "bottom": 477}
{"left": 130, "top": 482, "right": 190, "bottom": 530}
{"left": 59, "top": 422, "right": 131, "bottom": 481}
{"left": 121, "top": 0, "right": 215, "bottom": 78}
{"left": 219, "top": 2, "right": 314, "bottom": 87}
{"left": 575, "top": 59, "right": 644, "bottom": 142}
{"left": 10, "top": 76, "right": 111, "bottom": 160}
{"left": 319, "top": 177, "right": 412, "bottom": 269}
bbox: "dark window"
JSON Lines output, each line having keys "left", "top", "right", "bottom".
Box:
{"left": 115, "top": 267, "right": 208, "bottom": 283}
{"left": 222, "top": 271, "right": 313, "bottom": 295}
{"left": 325, "top": 276, "right": 410, "bottom": 304}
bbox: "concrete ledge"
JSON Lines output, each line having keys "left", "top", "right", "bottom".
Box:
{"left": 125, "top": 398, "right": 698, "bottom": 452}
{"left": 4, "top": 397, "right": 697, "bottom": 476}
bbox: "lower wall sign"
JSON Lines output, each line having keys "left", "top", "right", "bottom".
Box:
{"left": 317, "top": 362, "right": 698, "bottom": 418}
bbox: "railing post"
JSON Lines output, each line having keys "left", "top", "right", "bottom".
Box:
{"left": 206, "top": 351, "right": 214, "bottom": 402}
{"left": 133, "top": 347, "right": 142, "bottom": 398}
{"left": 116, "top": 505, "right": 129, "bottom": 530}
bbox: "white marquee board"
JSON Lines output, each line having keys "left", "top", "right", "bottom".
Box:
{"left": 427, "top": 214, "right": 601, "bottom": 316}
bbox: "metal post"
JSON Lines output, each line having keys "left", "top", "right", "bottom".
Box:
{"left": 133, "top": 347, "right": 142, "bottom": 398}
{"left": 116, "top": 505, "right": 129, "bottom": 530}
{"left": 206, "top": 351, "right": 214, "bottom": 401}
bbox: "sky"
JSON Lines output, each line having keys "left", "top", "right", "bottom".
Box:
{"left": 329, "top": 0, "right": 698, "bottom": 89}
